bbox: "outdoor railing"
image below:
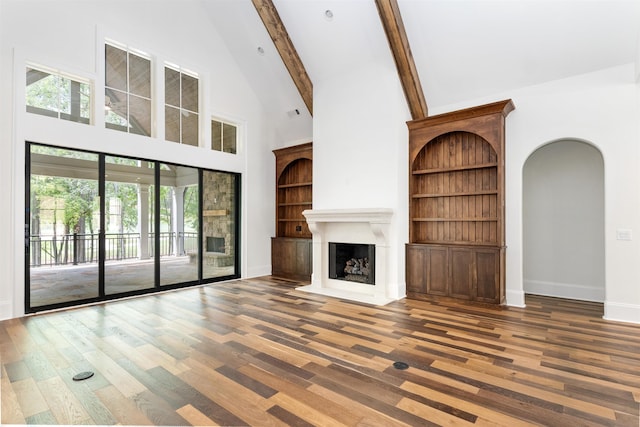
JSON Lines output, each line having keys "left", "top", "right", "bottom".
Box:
{"left": 29, "top": 232, "right": 199, "bottom": 267}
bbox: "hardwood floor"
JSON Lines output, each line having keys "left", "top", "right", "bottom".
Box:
{"left": 1, "top": 276, "right": 639, "bottom": 426}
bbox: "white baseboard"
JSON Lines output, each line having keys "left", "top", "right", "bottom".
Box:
{"left": 604, "top": 301, "right": 640, "bottom": 324}
{"left": 506, "top": 288, "right": 526, "bottom": 307}
{"left": 245, "top": 265, "right": 271, "bottom": 279}
{"left": 524, "top": 279, "right": 605, "bottom": 302}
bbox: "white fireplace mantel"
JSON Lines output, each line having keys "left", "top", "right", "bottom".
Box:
{"left": 302, "top": 208, "right": 394, "bottom": 224}
{"left": 297, "top": 208, "right": 396, "bottom": 305}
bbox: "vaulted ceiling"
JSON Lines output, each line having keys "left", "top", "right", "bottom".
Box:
{"left": 202, "top": 0, "right": 640, "bottom": 143}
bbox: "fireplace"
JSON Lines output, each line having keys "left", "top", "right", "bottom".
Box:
{"left": 206, "top": 236, "right": 225, "bottom": 253}
{"left": 329, "top": 242, "right": 375, "bottom": 285}
{"left": 297, "top": 208, "right": 396, "bottom": 305}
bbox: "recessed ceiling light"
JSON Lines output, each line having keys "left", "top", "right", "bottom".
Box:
{"left": 324, "top": 9, "right": 334, "bottom": 21}
{"left": 257, "top": 46, "right": 265, "bottom": 55}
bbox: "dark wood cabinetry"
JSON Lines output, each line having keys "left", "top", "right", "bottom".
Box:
{"left": 271, "top": 142, "right": 313, "bottom": 281}
{"left": 406, "top": 100, "right": 513, "bottom": 304}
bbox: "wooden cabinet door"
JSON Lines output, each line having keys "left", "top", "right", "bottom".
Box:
{"left": 406, "top": 244, "right": 448, "bottom": 296}
{"left": 271, "top": 237, "right": 312, "bottom": 281}
{"left": 474, "top": 247, "right": 500, "bottom": 303}
{"left": 406, "top": 245, "right": 427, "bottom": 294}
{"left": 449, "top": 247, "right": 473, "bottom": 300}
{"left": 426, "top": 246, "right": 448, "bottom": 296}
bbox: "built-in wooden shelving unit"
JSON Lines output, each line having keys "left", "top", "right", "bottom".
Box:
{"left": 406, "top": 100, "right": 514, "bottom": 304}
{"left": 272, "top": 142, "right": 313, "bottom": 281}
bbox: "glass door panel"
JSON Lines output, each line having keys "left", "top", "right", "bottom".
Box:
{"left": 202, "top": 170, "right": 237, "bottom": 280}
{"left": 28, "top": 145, "right": 99, "bottom": 308}
{"left": 159, "top": 164, "right": 199, "bottom": 286}
{"left": 104, "top": 156, "right": 155, "bottom": 295}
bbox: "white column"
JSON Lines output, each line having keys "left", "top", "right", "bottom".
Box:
{"left": 138, "top": 184, "right": 150, "bottom": 259}
{"left": 173, "top": 186, "right": 186, "bottom": 256}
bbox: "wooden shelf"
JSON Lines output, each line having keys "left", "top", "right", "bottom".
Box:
{"left": 277, "top": 182, "right": 312, "bottom": 189}
{"left": 278, "top": 202, "right": 312, "bottom": 207}
{"left": 412, "top": 190, "right": 498, "bottom": 198}
{"left": 412, "top": 218, "right": 498, "bottom": 222}
{"left": 412, "top": 162, "right": 497, "bottom": 175}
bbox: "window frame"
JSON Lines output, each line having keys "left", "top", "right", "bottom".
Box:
{"left": 164, "top": 63, "right": 200, "bottom": 147}
{"left": 104, "top": 40, "right": 153, "bottom": 137}
{"left": 25, "top": 63, "right": 93, "bottom": 125}
{"left": 210, "top": 117, "right": 238, "bottom": 154}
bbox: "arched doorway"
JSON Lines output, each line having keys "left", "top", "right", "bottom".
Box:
{"left": 523, "top": 139, "right": 605, "bottom": 302}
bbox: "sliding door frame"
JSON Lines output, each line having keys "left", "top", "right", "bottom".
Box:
{"left": 25, "top": 141, "right": 240, "bottom": 313}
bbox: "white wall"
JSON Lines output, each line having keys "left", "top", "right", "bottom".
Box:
{"left": 0, "top": 0, "right": 277, "bottom": 319}
{"left": 523, "top": 140, "right": 605, "bottom": 302}
{"left": 433, "top": 64, "right": 640, "bottom": 323}
{"left": 313, "top": 62, "right": 410, "bottom": 300}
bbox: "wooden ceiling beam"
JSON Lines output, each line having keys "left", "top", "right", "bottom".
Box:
{"left": 252, "top": 0, "right": 313, "bottom": 116}
{"left": 375, "top": 0, "right": 428, "bottom": 119}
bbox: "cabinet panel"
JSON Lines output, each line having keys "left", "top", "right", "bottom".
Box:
{"left": 406, "top": 245, "right": 427, "bottom": 294}
{"left": 426, "top": 247, "right": 448, "bottom": 296}
{"left": 271, "top": 238, "right": 311, "bottom": 282}
{"left": 406, "top": 243, "right": 503, "bottom": 304}
{"left": 450, "top": 248, "right": 472, "bottom": 300}
{"left": 475, "top": 248, "right": 500, "bottom": 303}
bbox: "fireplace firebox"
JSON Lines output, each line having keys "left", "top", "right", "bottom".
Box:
{"left": 206, "top": 237, "right": 225, "bottom": 253}
{"left": 329, "top": 242, "right": 375, "bottom": 285}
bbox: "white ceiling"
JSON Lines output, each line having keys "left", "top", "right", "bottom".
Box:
{"left": 202, "top": 0, "right": 640, "bottom": 141}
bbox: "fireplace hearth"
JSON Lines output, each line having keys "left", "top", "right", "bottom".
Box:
{"left": 329, "top": 242, "right": 375, "bottom": 285}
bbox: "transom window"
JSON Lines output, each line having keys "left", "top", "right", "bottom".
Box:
{"left": 26, "top": 65, "right": 91, "bottom": 124}
{"left": 105, "top": 41, "right": 152, "bottom": 136}
{"left": 165, "top": 65, "right": 199, "bottom": 146}
{"left": 211, "top": 118, "right": 237, "bottom": 154}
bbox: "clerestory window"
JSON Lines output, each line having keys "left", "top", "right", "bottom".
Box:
{"left": 105, "top": 42, "right": 152, "bottom": 136}
{"left": 165, "top": 65, "right": 199, "bottom": 147}
{"left": 211, "top": 118, "right": 237, "bottom": 154}
{"left": 26, "top": 65, "right": 91, "bottom": 124}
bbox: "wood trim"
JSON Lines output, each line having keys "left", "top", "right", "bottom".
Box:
{"left": 252, "top": 0, "right": 313, "bottom": 116}
{"left": 375, "top": 0, "right": 428, "bottom": 120}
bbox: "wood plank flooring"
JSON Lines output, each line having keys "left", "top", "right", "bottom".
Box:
{"left": 1, "top": 276, "right": 639, "bottom": 426}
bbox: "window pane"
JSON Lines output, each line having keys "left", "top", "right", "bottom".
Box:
{"left": 165, "top": 106, "right": 180, "bottom": 143}
{"left": 181, "top": 74, "right": 198, "bottom": 112}
{"left": 160, "top": 165, "right": 199, "bottom": 286}
{"left": 211, "top": 120, "right": 222, "bottom": 151}
{"left": 222, "top": 123, "right": 237, "bottom": 154}
{"left": 105, "top": 44, "right": 127, "bottom": 91}
{"left": 26, "top": 68, "right": 59, "bottom": 116}
{"left": 105, "top": 156, "right": 155, "bottom": 295}
{"left": 182, "top": 111, "right": 198, "bottom": 147}
{"left": 105, "top": 88, "right": 129, "bottom": 132}
{"left": 28, "top": 145, "right": 100, "bottom": 308}
{"left": 129, "top": 95, "right": 151, "bottom": 136}
{"left": 165, "top": 67, "right": 180, "bottom": 107}
{"left": 129, "top": 53, "right": 151, "bottom": 98}
{"left": 79, "top": 82, "right": 91, "bottom": 120}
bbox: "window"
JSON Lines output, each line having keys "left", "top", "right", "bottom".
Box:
{"left": 165, "top": 65, "right": 199, "bottom": 146}
{"left": 26, "top": 66, "right": 91, "bottom": 124}
{"left": 211, "top": 119, "right": 237, "bottom": 154}
{"left": 105, "top": 42, "right": 152, "bottom": 136}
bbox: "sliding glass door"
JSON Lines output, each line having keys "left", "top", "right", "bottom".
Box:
{"left": 159, "top": 164, "right": 199, "bottom": 286}
{"left": 26, "top": 143, "right": 239, "bottom": 313}
{"left": 104, "top": 155, "right": 155, "bottom": 295}
{"left": 28, "top": 146, "right": 100, "bottom": 307}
